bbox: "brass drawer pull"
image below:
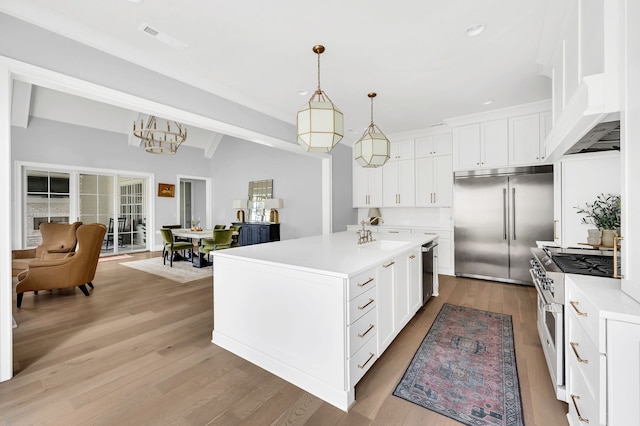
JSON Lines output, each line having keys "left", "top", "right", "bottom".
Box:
{"left": 569, "top": 301, "right": 588, "bottom": 317}
{"left": 569, "top": 342, "right": 589, "bottom": 364}
{"left": 570, "top": 394, "right": 589, "bottom": 423}
{"left": 358, "top": 324, "right": 374, "bottom": 338}
{"left": 357, "top": 277, "right": 374, "bottom": 288}
{"left": 358, "top": 298, "right": 374, "bottom": 310}
{"left": 383, "top": 261, "right": 395, "bottom": 268}
{"left": 358, "top": 352, "right": 375, "bottom": 369}
{"left": 409, "top": 255, "right": 416, "bottom": 259}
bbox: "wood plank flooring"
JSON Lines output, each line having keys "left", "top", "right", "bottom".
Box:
{"left": 2, "top": 252, "right": 568, "bottom": 425}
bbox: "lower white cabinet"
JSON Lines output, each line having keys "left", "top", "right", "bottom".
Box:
{"left": 565, "top": 275, "right": 640, "bottom": 426}
{"left": 376, "top": 251, "right": 421, "bottom": 354}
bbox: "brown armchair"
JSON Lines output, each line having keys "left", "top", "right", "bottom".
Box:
{"left": 16, "top": 223, "right": 107, "bottom": 308}
{"left": 12, "top": 221, "right": 82, "bottom": 276}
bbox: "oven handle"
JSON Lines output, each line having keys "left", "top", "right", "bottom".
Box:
{"left": 529, "top": 269, "right": 563, "bottom": 313}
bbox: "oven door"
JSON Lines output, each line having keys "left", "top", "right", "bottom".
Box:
{"left": 536, "top": 291, "right": 566, "bottom": 401}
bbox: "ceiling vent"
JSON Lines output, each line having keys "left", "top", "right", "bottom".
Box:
{"left": 138, "top": 23, "right": 188, "bottom": 51}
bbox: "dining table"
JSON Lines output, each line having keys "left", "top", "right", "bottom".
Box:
{"left": 169, "top": 228, "right": 239, "bottom": 266}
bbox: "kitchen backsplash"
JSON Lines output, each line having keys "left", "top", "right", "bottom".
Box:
{"left": 356, "top": 207, "right": 453, "bottom": 227}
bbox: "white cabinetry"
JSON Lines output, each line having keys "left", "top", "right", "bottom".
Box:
{"left": 565, "top": 275, "right": 640, "bottom": 426}
{"left": 376, "top": 251, "right": 421, "bottom": 354}
{"left": 389, "top": 138, "right": 415, "bottom": 161}
{"left": 415, "top": 133, "right": 452, "bottom": 157}
{"left": 382, "top": 160, "right": 415, "bottom": 207}
{"left": 353, "top": 165, "right": 383, "bottom": 208}
{"left": 554, "top": 152, "right": 620, "bottom": 248}
{"left": 408, "top": 249, "right": 421, "bottom": 312}
{"left": 509, "top": 113, "right": 545, "bottom": 165}
{"left": 454, "top": 120, "right": 509, "bottom": 170}
{"left": 347, "top": 268, "right": 378, "bottom": 386}
{"left": 416, "top": 155, "right": 453, "bottom": 207}
{"left": 412, "top": 228, "right": 453, "bottom": 276}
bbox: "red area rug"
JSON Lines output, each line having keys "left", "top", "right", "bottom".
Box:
{"left": 393, "top": 303, "right": 524, "bottom": 425}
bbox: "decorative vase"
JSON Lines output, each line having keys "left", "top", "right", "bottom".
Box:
{"left": 601, "top": 229, "right": 618, "bottom": 247}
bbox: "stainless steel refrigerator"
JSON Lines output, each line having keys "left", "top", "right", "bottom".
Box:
{"left": 454, "top": 165, "right": 554, "bottom": 284}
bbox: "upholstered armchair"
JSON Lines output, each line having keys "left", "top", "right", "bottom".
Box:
{"left": 15, "top": 223, "right": 107, "bottom": 308}
{"left": 12, "top": 221, "right": 82, "bottom": 276}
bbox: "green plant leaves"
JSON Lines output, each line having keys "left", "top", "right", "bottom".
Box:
{"left": 575, "top": 193, "right": 621, "bottom": 230}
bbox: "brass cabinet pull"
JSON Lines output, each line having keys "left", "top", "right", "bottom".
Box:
{"left": 570, "top": 394, "right": 590, "bottom": 423}
{"left": 383, "top": 261, "right": 395, "bottom": 268}
{"left": 357, "top": 277, "right": 374, "bottom": 288}
{"left": 358, "top": 298, "right": 374, "bottom": 310}
{"left": 569, "top": 301, "right": 588, "bottom": 317}
{"left": 389, "top": 231, "right": 399, "bottom": 233}
{"left": 358, "top": 352, "right": 375, "bottom": 369}
{"left": 409, "top": 255, "right": 416, "bottom": 259}
{"left": 614, "top": 236, "right": 624, "bottom": 278}
{"left": 569, "top": 342, "right": 589, "bottom": 364}
{"left": 433, "top": 193, "right": 436, "bottom": 204}
{"left": 358, "top": 324, "right": 374, "bottom": 338}
{"left": 553, "top": 220, "right": 558, "bottom": 239}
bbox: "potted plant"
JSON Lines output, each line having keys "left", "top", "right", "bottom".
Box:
{"left": 576, "top": 193, "right": 621, "bottom": 246}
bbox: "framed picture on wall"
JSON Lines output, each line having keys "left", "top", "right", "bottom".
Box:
{"left": 158, "top": 183, "right": 175, "bottom": 197}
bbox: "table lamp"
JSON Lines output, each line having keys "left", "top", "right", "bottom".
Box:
{"left": 264, "top": 198, "right": 284, "bottom": 223}
{"left": 368, "top": 207, "right": 382, "bottom": 225}
{"left": 232, "top": 199, "right": 248, "bottom": 222}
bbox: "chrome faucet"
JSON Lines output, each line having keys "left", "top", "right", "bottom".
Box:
{"left": 357, "top": 220, "right": 375, "bottom": 244}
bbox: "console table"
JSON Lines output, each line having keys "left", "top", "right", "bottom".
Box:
{"left": 232, "top": 222, "right": 280, "bottom": 246}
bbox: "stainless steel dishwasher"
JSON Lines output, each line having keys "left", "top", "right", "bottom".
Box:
{"left": 422, "top": 240, "right": 438, "bottom": 306}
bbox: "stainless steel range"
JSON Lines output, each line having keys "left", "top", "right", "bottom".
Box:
{"left": 530, "top": 246, "right": 620, "bottom": 402}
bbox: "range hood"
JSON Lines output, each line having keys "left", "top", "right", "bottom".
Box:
{"left": 565, "top": 120, "right": 620, "bottom": 154}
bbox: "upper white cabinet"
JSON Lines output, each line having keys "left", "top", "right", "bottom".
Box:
{"left": 415, "top": 156, "right": 453, "bottom": 207}
{"left": 415, "top": 133, "right": 452, "bottom": 158}
{"left": 454, "top": 120, "right": 508, "bottom": 170}
{"left": 352, "top": 165, "right": 383, "bottom": 208}
{"left": 389, "top": 139, "right": 414, "bottom": 162}
{"left": 382, "top": 160, "right": 415, "bottom": 207}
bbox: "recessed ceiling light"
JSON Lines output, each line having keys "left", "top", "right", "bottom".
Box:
{"left": 482, "top": 99, "right": 494, "bottom": 105}
{"left": 297, "top": 89, "right": 308, "bottom": 96}
{"left": 465, "top": 24, "right": 486, "bottom": 37}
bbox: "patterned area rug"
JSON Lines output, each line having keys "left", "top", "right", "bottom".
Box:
{"left": 121, "top": 257, "right": 212, "bottom": 283}
{"left": 393, "top": 303, "right": 524, "bottom": 426}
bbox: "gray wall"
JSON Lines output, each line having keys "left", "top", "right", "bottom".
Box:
{"left": 331, "top": 144, "right": 357, "bottom": 231}
{"left": 210, "top": 137, "right": 323, "bottom": 240}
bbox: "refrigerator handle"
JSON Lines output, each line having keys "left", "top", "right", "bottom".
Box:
{"left": 502, "top": 188, "right": 507, "bottom": 240}
{"left": 512, "top": 187, "right": 516, "bottom": 240}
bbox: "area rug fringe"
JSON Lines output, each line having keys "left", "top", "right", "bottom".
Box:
{"left": 121, "top": 257, "right": 212, "bottom": 283}
{"left": 393, "top": 303, "right": 524, "bottom": 426}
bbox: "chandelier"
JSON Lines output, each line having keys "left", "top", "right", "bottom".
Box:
{"left": 133, "top": 116, "right": 187, "bottom": 154}
{"left": 353, "top": 93, "right": 390, "bottom": 168}
{"left": 297, "top": 45, "right": 344, "bottom": 152}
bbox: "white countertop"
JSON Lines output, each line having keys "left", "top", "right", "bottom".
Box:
{"left": 212, "top": 231, "right": 436, "bottom": 278}
{"left": 346, "top": 224, "right": 453, "bottom": 231}
{"left": 567, "top": 274, "right": 640, "bottom": 324}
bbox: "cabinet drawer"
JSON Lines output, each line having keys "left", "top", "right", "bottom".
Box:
{"left": 567, "top": 361, "right": 599, "bottom": 426}
{"left": 348, "top": 269, "right": 376, "bottom": 300}
{"left": 566, "top": 284, "right": 599, "bottom": 347}
{"left": 567, "top": 313, "right": 600, "bottom": 399}
{"left": 348, "top": 286, "right": 376, "bottom": 325}
{"left": 347, "top": 308, "right": 377, "bottom": 357}
{"left": 349, "top": 334, "right": 378, "bottom": 387}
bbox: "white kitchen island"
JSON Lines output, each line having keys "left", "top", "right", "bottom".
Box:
{"left": 211, "top": 231, "right": 436, "bottom": 411}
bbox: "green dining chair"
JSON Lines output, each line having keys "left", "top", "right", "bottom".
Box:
{"left": 214, "top": 224, "right": 226, "bottom": 229}
{"left": 230, "top": 225, "right": 242, "bottom": 247}
{"left": 200, "top": 229, "right": 234, "bottom": 261}
{"left": 160, "top": 228, "right": 194, "bottom": 267}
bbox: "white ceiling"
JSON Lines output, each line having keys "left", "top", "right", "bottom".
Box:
{"left": 1, "top": 0, "right": 556, "bottom": 145}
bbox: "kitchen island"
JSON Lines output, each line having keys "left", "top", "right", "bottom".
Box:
{"left": 211, "top": 231, "right": 436, "bottom": 411}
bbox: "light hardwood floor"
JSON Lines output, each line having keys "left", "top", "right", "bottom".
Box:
{"left": 2, "top": 252, "right": 568, "bottom": 425}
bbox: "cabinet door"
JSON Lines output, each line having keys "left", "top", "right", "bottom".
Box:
{"left": 382, "top": 161, "right": 399, "bottom": 206}
{"left": 368, "top": 166, "right": 383, "bottom": 206}
{"left": 553, "top": 161, "right": 562, "bottom": 245}
{"left": 376, "top": 260, "right": 395, "bottom": 355}
{"left": 408, "top": 249, "right": 422, "bottom": 313}
{"left": 394, "top": 255, "right": 410, "bottom": 329}
{"left": 353, "top": 165, "right": 369, "bottom": 207}
{"left": 454, "top": 124, "right": 481, "bottom": 169}
{"left": 390, "top": 139, "right": 415, "bottom": 161}
{"left": 433, "top": 156, "right": 453, "bottom": 207}
{"left": 414, "top": 136, "right": 434, "bottom": 158}
{"left": 480, "top": 119, "right": 509, "bottom": 168}
{"left": 509, "top": 114, "right": 541, "bottom": 166}
{"left": 397, "top": 159, "right": 415, "bottom": 207}
{"left": 434, "top": 133, "right": 453, "bottom": 156}
{"left": 540, "top": 110, "right": 553, "bottom": 161}
{"left": 607, "top": 320, "right": 640, "bottom": 426}
{"left": 415, "top": 157, "right": 435, "bottom": 206}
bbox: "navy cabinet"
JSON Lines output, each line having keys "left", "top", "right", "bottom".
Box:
{"left": 232, "top": 222, "right": 280, "bottom": 246}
